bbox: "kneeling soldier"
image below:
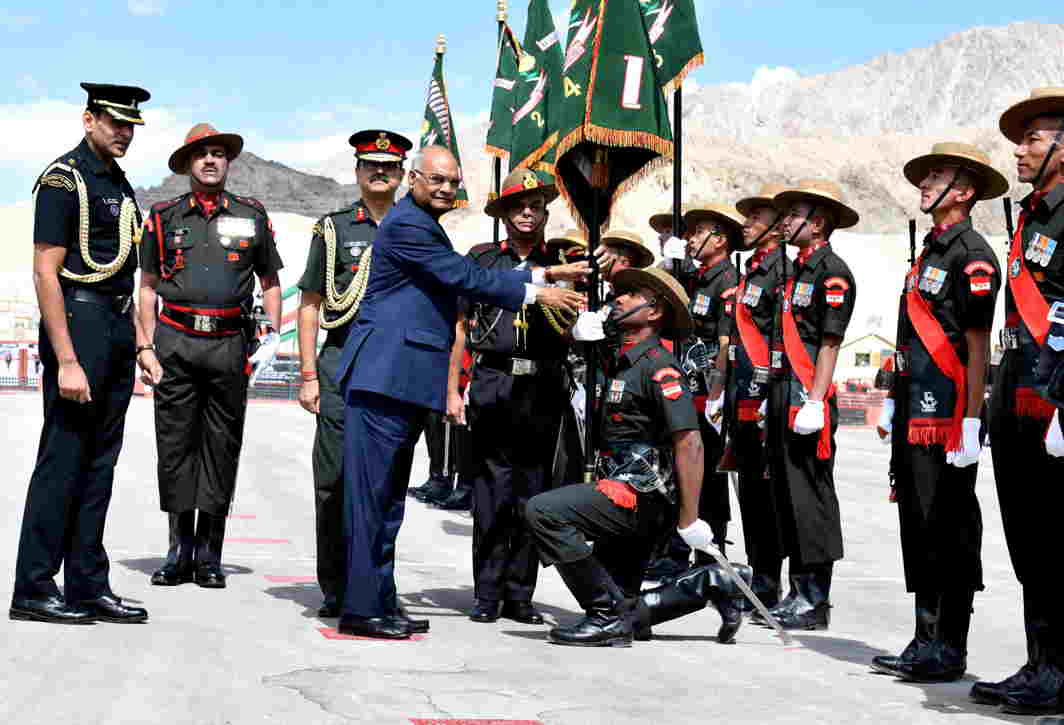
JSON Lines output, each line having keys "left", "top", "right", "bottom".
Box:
{"left": 526, "top": 268, "right": 745, "bottom": 647}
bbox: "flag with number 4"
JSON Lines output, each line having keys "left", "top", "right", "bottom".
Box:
{"left": 554, "top": 0, "right": 673, "bottom": 230}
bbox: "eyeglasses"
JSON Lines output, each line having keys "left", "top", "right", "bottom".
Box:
{"left": 411, "top": 169, "right": 462, "bottom": 189}
{"left": 358, "top": 160, "right": 402, "bottom": 172}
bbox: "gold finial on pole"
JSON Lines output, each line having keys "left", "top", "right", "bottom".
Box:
{"left": 497, "top": 0, "right": 508, "bottom": 22}
{"left": 436, "top": 34, "right": 447, "bottom": 55}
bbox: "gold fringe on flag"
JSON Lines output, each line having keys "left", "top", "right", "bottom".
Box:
{"left": 661, "top": 52, "right": 704, "bottom": 94}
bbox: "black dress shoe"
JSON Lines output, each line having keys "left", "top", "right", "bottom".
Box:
{"left": 151, "top": 562, "right": 194, "bottom": 586}
{"left": 10, "top": 595, "right": 95, "bottom": 625}
{"left": 393, "top": 606, "right": 429, "bottom": 633}
{"left": 548, "top": 611, "right": 633, "bottom": 647}
{"left": 414, "top": 476, "right": 453, "bottom": 505}
{"left": 969, "top": 665, "right": 1035, "bottom": 705}
{"left": 436, "top": 489, "right": 472, "bottom": 511}
{"left": 894, "top": 641, "right": 967, "bottom": 683}
{"left": 776, "top": 602, "right": 831, "bottom": 631}
{"left": 338, "top": 615, "right": 412, "bottom": 639}
{"left": 1000, "top": 665, "right": 1064, "bottom": 715}
{"left": 501, "top": 601, "right": 544, "bottom": 625}
{"left": 872, "top": 637, "right": 932, "bottom": 676}
{"left": 195, "top": 564, "right": 227, "bottom": 589}
{"left": 470, "top": 600, "right": 500, "bottom": 622}
{"left": 317, "top": 602, "right": 341, "bottom": 618}
{"left": 78, "top": 594, "right": 148, "bottom": 623}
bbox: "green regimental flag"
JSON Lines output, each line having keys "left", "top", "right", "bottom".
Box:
{"left": 486, "top": 23, "right": 521, "bottom": 159}
{"left": 638, "top": 0, "right": 704, "bottom": 91}
{"left": 555, "top": 0, "right": 673, "bottom": 230}
{"left": 509, "top": 0, "right": 565, "bottom": 177}
{"left": 420, "top": 49, "right": 469, "bottom": 208}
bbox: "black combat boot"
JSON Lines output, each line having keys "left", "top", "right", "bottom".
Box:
{"left": 971, "top": 586, "right": 1040, "bottom": 704}
{"left": 549, "top": 557, "right": 633, "bottom": 647}
{"left": 1000, "top": 594, "right": 1064, "bottom": 716}
{"left": 414, "top": 475, "right": 453, "bottom": 505}
{"left": 436, "top": 483, "right": 472, "bottom": 511}
{"left": 151, "top": 511, "right": 196, "bottom": 586}
{"left": 896, "top": 590, "right": 972, "bottom": 683}
{"left": 739, "top": 566, "right": 782, "bottom": 614}
{"left": 194, "top": 512, "right": 227, "bottom": 589}
{"left": 872, "top": 591, "right": 938, "bottom": 675}
{"left": 776, "top": 564, "right": 831, "bottom": 631}
{"left": 634, "top": 562, "right": 751, "bottom": 644}
{"left": 753, "top": 569, "right": 800, "bottom": 627}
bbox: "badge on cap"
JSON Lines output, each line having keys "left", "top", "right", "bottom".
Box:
{"left": 375, "top": 133, "right": 391, "bottom": 151}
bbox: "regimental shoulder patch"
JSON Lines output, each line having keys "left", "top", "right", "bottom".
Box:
{"left": 824, "top": 276, "right": 849, "bottom": 307}
{"left": 824, "top": 276, "right": 850, "bottom": 291}
{"left": 969, "top": 275, "right": 992, "bottom": 296}
{"left": 964, "top": 260, "right": 996, "bottom": 276}
{"left": 652, "top": 367, "right": 681, "bottom": 382}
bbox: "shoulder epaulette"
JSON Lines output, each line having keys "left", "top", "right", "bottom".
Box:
{"left": 151, "top": 195, "right": 185, "bottom": 214}
{"left": 469, "top": 242, "right": 499, "bottom": 260}
{"left": 231, "top": 195, "right": 268, "bottom": 215}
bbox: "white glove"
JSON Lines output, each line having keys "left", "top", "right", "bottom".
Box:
{"left": 757, "top": 399, "right": 767, "bottom": 430}
{"left": 571, "top": 309, "right": 607, "bottom": 342}
{"left": 946, "top": 417, "right": 982, "bottom": 468}
{"left": 704, "top": 392, "right": 724, "bottom": 435}
{"left": 677, "top": 519, "right": 720, "bottom": 558}
{"left": 248, "top": 331, "right": 280, "bottom": 385}
{"left": 662, "top": 236, "right": 686, "bottom": 261}
{"left": 1046, "top": 414, "right": 1064, "bottom": 458}
{"left": 876, "top": 398, "right": 895, "bottom": 444}
{"left": 792, "top": 399, "right": 825, "bottom": 435}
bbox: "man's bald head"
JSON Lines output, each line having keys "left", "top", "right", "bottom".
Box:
{"left": 408, "top": 145, "right": 463, "bottom": 218}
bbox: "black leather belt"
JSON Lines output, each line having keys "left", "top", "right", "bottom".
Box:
{"left": 477, "top": 352, "right": 561, "bottom": 377}
{"left": 67, "top": 288, "right": 131, "bottom": 315}
{"left": 161, "top": 304, "right": 246, "bottom": 335}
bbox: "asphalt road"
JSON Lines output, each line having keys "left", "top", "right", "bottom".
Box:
{"left": 0, "top": 392, "right": 1046, "bottom": 725}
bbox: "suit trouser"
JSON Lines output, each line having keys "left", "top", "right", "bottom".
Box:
{"left": 14, "top": 301, "right": 134, "bottom": 602}
{"left": 312, "top": 344, "right": 345, "bottom": 604}
{"left": 342, "top": 390, "right": 428, "bottom": 618}
{"left": 526, "top": 482, "right": 672, "bottom": 598}
{"left": 153, "top": 322, "right": 248, "bottom": 515}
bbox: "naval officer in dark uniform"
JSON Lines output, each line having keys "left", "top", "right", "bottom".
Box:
{"left": 296, "top": 129, "right": 410, "bottom": 618}
{"left": 138, "top": 124, "right": 283, "bottom": 590}
{"left": 12, "top": 83, "right": 153, "bottom": 625}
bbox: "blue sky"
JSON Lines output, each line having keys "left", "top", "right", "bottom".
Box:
{"left": 0, "top": 1, "right": 1059, "bottom": 205}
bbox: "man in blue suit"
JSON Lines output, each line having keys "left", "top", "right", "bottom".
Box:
{"left": 334, "top": 146, "right": 588, "bottom": 639}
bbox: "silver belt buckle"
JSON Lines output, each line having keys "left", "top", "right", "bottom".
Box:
{"left": 511, "top": 357, "right": 535, "bottom": 376}
{"left": 1000, "top": 327, "right": 1020, "bottom": 350}
{"left": 193, "top": 314, "right": 218, "bottom": 333}
{"left": 771, "top": 350, "right": 784, "bottom": 369}
{"left": 753, "top": 366, "right": 770, "bottom": 384}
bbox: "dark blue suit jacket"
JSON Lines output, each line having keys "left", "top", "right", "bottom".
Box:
{"left": 335, "top": 194, "right": 530, "bottom": 411}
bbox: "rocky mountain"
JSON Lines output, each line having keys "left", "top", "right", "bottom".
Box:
{"left": 135, "top": 151, "right": 360, "bottom": 219}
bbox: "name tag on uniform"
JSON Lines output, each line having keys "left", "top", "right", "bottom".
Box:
{"left": 741, "top": 284, "right": 763, "bottom": 306}
{"left": 919, "top": 266, "right": 947, "bottom": 294}
{"left": 608, "top": 379, "right": 626, "bottom": 403}
{"left": 1027, "top": 233, "right": 1058, "bottom": 267}
{"left": 217, "top": 217, "right": 256, "bottom": 240}
{"left": 692, "top": 293, "right": 710, "bottom": 316}
{"left": 792, "top": 282, "right": 813, "bottom": 308}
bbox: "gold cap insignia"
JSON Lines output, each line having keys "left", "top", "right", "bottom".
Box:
{"left": 522, "top": 173, "right": 538, "bottom": 190}
{"left": 375, "top": 133, "right": 390, "bottom": 151}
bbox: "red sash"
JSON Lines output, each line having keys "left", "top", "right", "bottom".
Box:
{"left": 734, "top": 278, "right": 770, "bottom": 368}
{"left": 1007, "top": 204, "right": 1050, "bottom": 346}
{"left": 781, "top": 278, "right": 834, "bottom": 460}
{"left": 904, "top": 255, "right": 966, "bottom": 451}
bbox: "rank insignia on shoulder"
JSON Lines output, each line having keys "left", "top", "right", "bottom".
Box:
{"left": 356, "top": 207, "right": 366, "bottom": 222}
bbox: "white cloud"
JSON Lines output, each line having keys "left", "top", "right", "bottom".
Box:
{"left": 127, "top": 0, "right": 166, "bottom": 17}
{"left": 0, "top": 9, "right": 39, "bottom": 31}
{"left": 0, "top": 98, "right": 190, "bottom": 202}
{"left": 750, "top": 65, "right": 800, "bottom": 95}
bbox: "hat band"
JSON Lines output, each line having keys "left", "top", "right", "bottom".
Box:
{"left": 95, "top": 99, "right": 139, "bottom": 111}
{"left": 356, "top": 142, "right": 406, "bottom": 158}
{"left": 501, "top": 182, "right": 542, "bottom": 197}
{"left": 185, "top": 130, "right": 225, "bottom": 146}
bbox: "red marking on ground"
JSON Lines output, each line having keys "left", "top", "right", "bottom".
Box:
{"left": 227, "top": 513, "right": 257, "bottom": 519}
{"left": 318, "top": 627, "right": 425, "bottom": 642}
{"left": 410, "top": 721, "right": 543, "bottom": 725}
{"left": 225, "top": 537, "right": 291, "bottom": 544}
{"left": 264, "top": 575, "right": 316, "bottom": 583}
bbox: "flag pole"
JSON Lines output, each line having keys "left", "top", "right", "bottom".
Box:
{"left": 492, "top": 1, "right": 507, "bottom": 246}
{"left": 583, "top": 148, "right": 607, "bottom": 483}
{"left": 671, "top": 87, "right": 682, "bottom": 240}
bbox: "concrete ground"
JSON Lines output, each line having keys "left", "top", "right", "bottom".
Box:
{"left": 0, "top": 392, "right": 1050, "bottom": 725}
